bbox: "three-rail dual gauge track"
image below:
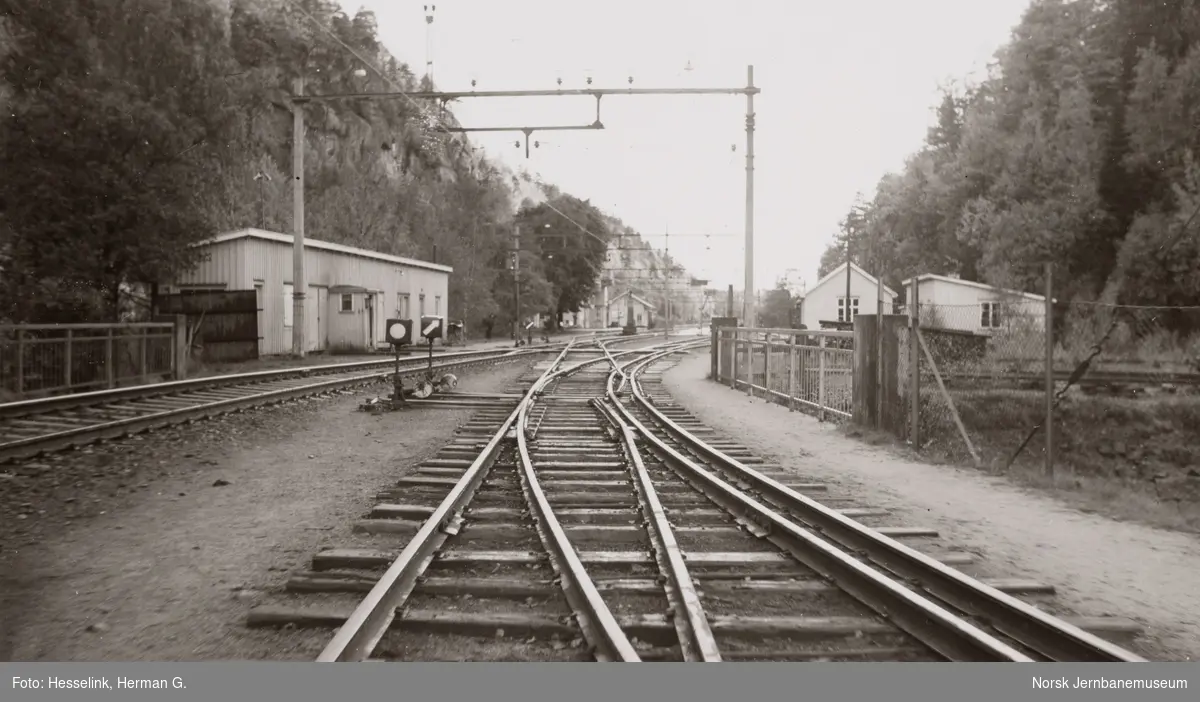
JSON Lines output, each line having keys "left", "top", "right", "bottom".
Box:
{"left": 239, "top": 336, "right": 1148, "bottom": 663}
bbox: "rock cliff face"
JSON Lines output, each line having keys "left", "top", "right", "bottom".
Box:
{"left": 0, "top": 0, "right": 696, "bottom": 329}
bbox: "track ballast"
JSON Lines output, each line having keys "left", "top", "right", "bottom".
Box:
{"left": 244, "top": 334, "right": 1149, "bottom": 662}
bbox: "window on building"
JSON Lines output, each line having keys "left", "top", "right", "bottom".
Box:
{"left": 340, "top": 293, "right": 353, "bottom": 312}
{"left": 837, "top": 296, "right": 860, "bottom": 322}
{"left": 282, "top": 283, "right": 294, "bottom": 328}
{"left": 435, "top": 295, "right": 441, "bottom": 315}
{"left": 419, "top": 293, "right": 426, "bottom": 316}
{"left": 980, "top": 301, "right": 1002, "bottom": 329}
{"left": 397, "top": 293, "right": 410, "bottom": 319}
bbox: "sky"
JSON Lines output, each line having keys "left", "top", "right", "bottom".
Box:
{"left": 352, "top": 0, "right": 1033, "bottom": 294}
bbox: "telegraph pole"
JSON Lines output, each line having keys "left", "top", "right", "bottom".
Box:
{"left": 512, "top": 225, "right": 522, "bottom": 347}
{"left": 424, "top": 4, "right": 436, "bottom": 84}
{"left": 664, "top": 225, "right": 671, "bottom": 338}
{"left": 743, "top": 65, "right": 756, "bottom": 328}
{"left": 292, "top": 75, "right": 307, "bottom": 357}
{"left": 845, "top": 236, "right": 852, "bottom": 325}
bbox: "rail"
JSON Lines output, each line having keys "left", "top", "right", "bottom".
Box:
{"left": 0, "top": 327, "right": 667, "bottom": 420}
{"left": 712, "top": 326, "right": 854, "bottom": 420}
{"left": 0, "top": 347, "right": 493, "bottom": 419}
{"left": 316, "top": 338, "right": 674, "bottom": 662}
{"left": 316, "top": 344, "right": 582, "bottom": 661}
{"left": 0, "top": 347, "right": 547, "bottom": 463}
{"left": 621, "top": 346, "right": 1147, "bottom": 662}
{"left": 607, "top": 344, "right": 1039, "bottom": 661}
{"left": 592, "top": 395, "right": 721, "bottom": 661}
{"left": 517, "top": 349, "right": 642, "bottom": 661}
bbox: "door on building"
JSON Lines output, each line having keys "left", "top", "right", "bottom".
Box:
{"left": 254, "top": 282, "right": 264, "bottom": 356}
{"left": 316, "top": 287, "right": 328, "bottom": 350}
{"left": 306, "top": 285, "right": 327, "bottom": 352}
{"left": 365, "top": 293, "right": 376, "bottom": 350}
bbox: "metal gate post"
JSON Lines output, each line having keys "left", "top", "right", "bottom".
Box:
{"left": 818, "top": 335, "right": 827, "bottom": 422}
{"left": 788, "top": 334, "right": 797, "bottom": 412}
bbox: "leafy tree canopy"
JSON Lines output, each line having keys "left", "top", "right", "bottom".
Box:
{"left": 0, "top": 0, "right": 698, "bottom": 331}
{"left": 817, "top": 0, "right": 1200, "bottom": 325}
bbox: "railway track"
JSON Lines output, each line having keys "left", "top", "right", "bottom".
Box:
{"left": 243, "top": 335, "right": 1148, "bottom": 662}
{"left": 606, "top": 348, "right": 1147, "bottom": 662}
{"left": 0, "top": 330, "right": 662, "bottom": 464}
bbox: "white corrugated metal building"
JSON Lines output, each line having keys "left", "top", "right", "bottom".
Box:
{"left": 899, "top": 273, "right": 1048, "bottom": 335}
{"left": 161, "top": 228, "right": 452, "bottom": 355}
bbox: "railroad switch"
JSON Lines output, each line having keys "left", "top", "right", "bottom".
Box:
{"left": 385, "top": 318, "right": 414, "bottom": 409}
{"left": 391, "top": 369, "right": 409, "bottom": 408}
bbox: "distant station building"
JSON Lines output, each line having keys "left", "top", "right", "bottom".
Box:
{"left": 159, "top": 228, "right": 452, "bottom": 356}
{"left": 607, "top": 290, "right": 657, "bottom": 328}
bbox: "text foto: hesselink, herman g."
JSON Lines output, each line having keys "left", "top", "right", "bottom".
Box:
{"left": 1033, "top": 675, "right": 1188, "bottom": 690}
{"left": 13, "top": 676, "right": 186, "bottom": 691}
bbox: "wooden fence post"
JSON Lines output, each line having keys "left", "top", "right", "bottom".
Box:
{"left": 724, "top": 328, "right": 734, "bottom": 388}
{"left": 879, "top": 316, "right": 905, "bottom": 437}
{"left": 876, "top": 277, "right": 884, "bottom": 429}
{"left": 1044, "top": 262, "right": 1054, "bottom": 478}
{"left": 105, "top": 329, "right": 115, "bottom": 388}
{"left": 721, "top": 328, "right": 731, "bottom": 384}
{"left": 174, "top": 314, "right": 189, "bottom": 380}
{"left": 764, "top": 332, "right": 772, "bottom": 401}
{"left": 818, "top": 335, "right": 827, "bottom": 422}
{"left": 139, "top": 327, "right": 148, "bottom": 382}
{"left": 65, "top": 329, "right": 73, "bottom": 390}
{"left": 852, "top": 315, "right": 878, "bottom": 428}
{"left": 909, "top": 280, "right": 920, "bottom": 448}
{"left": 711, "top": 325, "right": 719, "bottom": 380}
{"left": 16, "top": 329, "right": 25, "bottom": 397}
{"left": 744, "top": 332, "right": 753, "bottom": 396}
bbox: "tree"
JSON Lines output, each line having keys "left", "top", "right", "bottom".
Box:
{"left": 0, "top": 0, "right": 697, "bottom": 334}
{"left": 0, "top": 0, "right": 241, "bottom": 322}
{"left": 759, "top": 284, "right": 794, "bottom": 328}
{"left": 810, "top": 0, "right": 1200, "bottom": 310}
{"left": 515, "top": 196, "right": 611, "bottom": 329}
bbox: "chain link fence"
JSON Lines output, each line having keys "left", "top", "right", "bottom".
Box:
{"left": 898, "top": 301, "right": 1048, "bottom": 465}
{"left": 708, "top": 275, "right": 1200, "bottom": 519}
{"left": 902, "top": 299, "right": 1200, "bottom": 499}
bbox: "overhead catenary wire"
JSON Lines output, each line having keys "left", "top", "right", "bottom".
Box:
{"left": 538, "top": 200, "right": 609, "bottom": 247}
{"left": 288, "top": 1, "right": 718, "bottom": 292}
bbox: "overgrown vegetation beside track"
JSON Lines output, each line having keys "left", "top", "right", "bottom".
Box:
{"left": 849, "top": 392, "right": 1200, "bottom": 533}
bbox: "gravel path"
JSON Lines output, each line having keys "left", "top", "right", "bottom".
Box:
{"left": 661, "top": 351, "right": 1200, "bottom": 662}
{"left": 0, "top": 360, "right": 531, "bottom": 661}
